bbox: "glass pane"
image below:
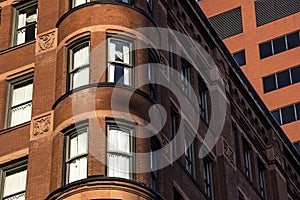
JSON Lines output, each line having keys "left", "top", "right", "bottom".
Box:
{"left": 277, "top": 70, "right": 291, "bottom": 89}
{"left": 107, "top": 153, "right": 130, "bottom": 179}
{"left": 74, "top": 0, "right": 90, "bottom": 7}
{"left": 263, "top": 75, "right": 276, "bottom": 93}
{"left": 109, "top": 39, "right": 131, "bottom": 65}
{"left": 232, "top": 50, "right": 246, "bottom": 66}
{"left": 291, "top": 66, "right": 300, "bottom": 84}
{"left": 12, "top": 83, "right": 33, "bottom": 106}
{"left": 273, "top": 36, "right": 286, "bottom": 54}
{"left": 69, "top": 130, "right": 88, "bottom": 159}
{"left": 108, "top": 64, "right": 131, "bottom": 85}
{"left": 108, "top": 127, "right": 130, "bottom": 153}
{"left": 259, "top": 42, "right": 272, "bottom": 59}
{"left": 3, "top": 169, "right": 27, "bottom": 197}
{"left": 72, "top": 66, "right": 89, "bottom": 89}
{"left": 68, "top": 156, "right": 87, "bottom": 183}
{"left": 271, "top": 110, "right": 281, "bottom": 125}
{"left": 287, "top": 32, "right": 300, "bottom": 49}
{"left": 10, "top": 102, "right": 32, "bottom": 127}
{"left": 281, "top": 105, "right": 296, "bottom": 124}
{"left": 73, "top": 44, "right": 89, "bottom": 69}
{"left": 296, "top": 103, "right": 300, "bottom": 120}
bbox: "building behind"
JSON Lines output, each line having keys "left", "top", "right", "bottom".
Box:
{"left": 0, "top": 0, "right": 298, "bottom": 200}
{"left": 198, "top": 0, "right": 300, "bottom": 146}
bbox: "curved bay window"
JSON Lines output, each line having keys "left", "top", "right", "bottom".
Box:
{"left": 107, "top": 37, "right": 133, "bottom": 86}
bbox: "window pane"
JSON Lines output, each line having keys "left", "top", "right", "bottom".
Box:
{"left": 3, "top": 169, "right": 27, "bottom": 198}
{"left": 107, "top": 153, "right": 130, "bottom": 179}
{"left": 232, "top": 50, "right": 246, "bottom": 66}
{"left": 263, "top": 75, "right": 276, "bottom": 93}
{"left": 287, "top": 32, "right": 300, "bottom": 49}
{"left": 259, "top": 42, "right": 272, "bottom": 59}
{"left": 281, "top": 105, "right": 296, "bottom": 124}
{"left": 291, "top": 66, "right": 300, "bottom": 84}
{"left": 10, "top": 102, "right": 32, "bottom": 127}
{"left": 271, "top": 110, "right": 281, "bottom": 125}
{"left": 12, "top": 82, "right": 33, "bottom": 106}
{"left": 108, "top": 128, "right": 130, "bottom": 153}
{"left": 68, "top": 156, "right": 87, "bottom": 183}
{"left": 273, "top": 36, "right": 286, "bottom": 54}
{"left": 277, "top": 70, "right": 291, "bottom": 89}
{"left": 109, "top": 39, "right": 130, "bottom": 65}
{"left": 73, "top": 66, "right": 89, "bottom": 89}
{"left": 73, "top": 45, "right": 89, "bottom": 69}
{"left": 296, "top": 103, "right": 300, "bottom": 120}
{"left": 69, "top": 130, "right": 88, "bottom": 159}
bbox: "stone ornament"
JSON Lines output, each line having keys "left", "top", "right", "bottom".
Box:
{"left": 223, "top": 139, "right": 235, "bottom": 168}
{"left": 33, "top": 116, "right": 51, "bottom": 136}
{"left": 36, "top": 29, "right": 57, "bottom": 54}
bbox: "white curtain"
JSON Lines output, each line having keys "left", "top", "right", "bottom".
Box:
{"left": 10, "top": 103, "right": 32, "bottom": 127}
{"left": 73, "top": 67, "right": 89, "bottom": 89}
{"left": 73, "top": 45, "right": 89, "bottom": 69}
{"left": 17, "top": 13, "right": 26, "bottom": 45}
{"left": 123, "top": 44, "right": 130, "bottom": 64}
{"left": 108, "top": 128, "right": 130, "bottom": 153}
{"left": 72, "top": 45, "right": 89, "bottom": 89}
{"left": 107, "top": 153, "right": 130, "bottom": 179}
{"left": 70, "top": 131, "right": 88, "bottom": 159}
{"left": 3, "top": 170, "right": 27, "bottom": 198}
{"left": 74, "top": 0, "right": 90, "bottom": 7}
{"left": 68, "top": 156, "right": 87, "bottom": 183}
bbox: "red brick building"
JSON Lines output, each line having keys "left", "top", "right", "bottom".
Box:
{"left": 0, "top": 0, "right": 298, "bottom": 200}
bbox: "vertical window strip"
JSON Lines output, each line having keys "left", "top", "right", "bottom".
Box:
{"left": 258, "top": 161, "right": 267, "bottom": 199}
{"left": 243, "top": 141, "right": 252, "bottom": 181}
{"left": 204, "top": 157, "right": 213, "bottom": 199}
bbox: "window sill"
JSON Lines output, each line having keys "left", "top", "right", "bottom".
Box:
{"left": 0, "top": 40, "right": 36, "bottom": 56}
{"left": 0, "top": 121, "right": 31, "bottom": 135}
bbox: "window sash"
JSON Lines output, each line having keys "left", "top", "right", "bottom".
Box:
{"left": 3, "top": 169, "right": 27, "bottom": 199}
{"left": 204, "top": 159, "right": 213, "bottom": 199}
{"left": 71, "top": 0, "right": 90, "bottom": 8}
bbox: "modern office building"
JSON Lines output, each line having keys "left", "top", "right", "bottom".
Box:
{"left": 198, "top": 0, "right": 300, "bottom": 145}
{"left": 0, "top": 0, "right": 299, "bottom": 200}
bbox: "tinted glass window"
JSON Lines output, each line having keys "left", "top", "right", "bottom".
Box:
{"left": 287, "top": 32, "right": 300, "bottom": 49}
{"left": 281, "top": 105, "right": 295, "bottom": 124}
{"left": 233, "top": 50, "right": 246, "bottom": 66}
{"left": 259, "top": 42, "right": 272, "bottom": 59}
{"left": 296, "top": 103, "right": 300, "bottom": 120}
{"left": 263, "top": 75, "right": 276, "bottom": 93}
{"left": 271, "top": 110, "right": 281, "bottom": 125}
{"left": 277, "top": 70, "right": 291, "bottom": 88}
{"left": 291, "top": 66, "right": 300, "bottom": 84}
{"left": 273, "top": 36, "right": 286, "bottom": 54}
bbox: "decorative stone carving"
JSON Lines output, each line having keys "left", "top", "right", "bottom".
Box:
{"left": 223, "top": 139, "right": 235, "bottom": 169}
{"left": 36, "top": 29, "right": 57, "bottom": 54}
{"left": 33, "top": 116, "right": 51, "bottom": 136}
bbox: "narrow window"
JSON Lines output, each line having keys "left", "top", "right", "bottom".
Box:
{"left": 271, "top": 110, "right": 281, "bottom": 125}
{"left": 171, "top": 108, "right": 178, "bottom": 157}
{"left": 150, "top": 138, "right": 159, "bottom": 191}
{"left": 181, "top": 59, "right": 191, "bottom": 96}
{"left": 184, "top": 128, "right": 194, "bottom": 176}
{"left": 147, "top": 0, "right": 154, "bottom": 17}
{"left": 291, "top": 65, "right": 300, "bottom": 84}
{"left": 273, "top": 36, "right": 286, "bottom": 54}
{"left": 204, "top": 157, "right": 214, "bottom": 199}
{"left": 258, "top": 161, "right": 267, "bottom": 200}
{"left": 277, "top": 70, "right": 291, "bottom": 89}
{"left": 70, "top": 0, "right": 90, "bottom": 9}
{"left": 6, "top": 74, "right": 33, "bottom": 128}
{"left": 259, "top": 41, "right": 272, "bottom": 59}
{"left": 107, "top": 37, "right": 133, "bottom": 86}
{"left": 199, "top": 80, "right": 208, "bottom": 123}
{"left": 1, "top": 161, "right": 27, "bottom": 200}
{"left": 232, "top": 50, "right": 246, "bottom": 66}
{"left": 296, "top": 103, "right": 300, "bottom": 120}
{"left": 68, "top": 39, "right": 90, "bottom": 90}
{"left": 263, "top": 75, "right": 276, "bottom": 93}
{"left": 168, "top": 37, "right": 175, "bottom": 77}
{"left": 287, "top": 31, "right": 300, "bottom": 50}
{"left": 243, "top": 141, "right": 252, "bottom": 181}
{"left": 281, "top": 105, "right": 295, "bottom": 124}
{"left": 13, "top": 1, "right": 38, "bottom": 46}
{"left": 107, "top": 124, "right": 134, "bottom": 179}
{"left": 64, "top": 126, "right": 88, "bottom": 184}
{"left": 148, "top": 53, "right": 156, "bottom": 99}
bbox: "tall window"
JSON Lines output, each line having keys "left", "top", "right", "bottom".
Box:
{"left": 1, "top": 161, "right": 27, "bottom": 200}
{"left": 243, "top": 141, "right": 252, "bottom": 181}
{"left": 204, "top": 157, "right": 213, "bottom": 199}
{"left": 6, "top": 74, "right": 33, "bottom": 128}
{"left": 148, "top": 53, "right": 156, "bottom": 99}
{"left": 70, "top": 0, "right": 90, "bottom": 9}
{"left": 107, "top": 124, "right": 134, "bottom": 179}
{"left": 199, "top": 80, "right": 208, "bottom": 123}
{"left": 68, "top": 39, "right": 90, "bottom": 91}
{"left": 64, "top": 126, "right": 88, "bottom": 184}
{"left": 181, "top": 59, "right": 191, "bottom": 96}
{"left": 171, "top": 108, "right": 178, "bottom": 157}
{"left": 184, "top": 128, "right": 194, "bottom": 176}
{"left": 147, "top": 0, "right": 154, "bottom": 17}
{"left": 150, "top": 138, "right": 159, "bottom": 191}
{"left": 168, "top": 37, "right": 175, "bottom": 77}
{"left": 258, "top": 161, "right": 267, "bottom": 200}
{"left": 107, "top": 37, "right": 133, "bottom": 86}
{"left": 13, "top": 1, "right": 38, "bottom": 46}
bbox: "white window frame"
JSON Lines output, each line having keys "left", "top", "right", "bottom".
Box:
{"left": 107, "top": 37, "right": 134, "bottom": 86}
{"left": 106, "top": 123, "right": 135, "bottom": 180}
{"left": 64, "top": 126, "right": 88, "bottom": 184}
{"left": 0, "top": 160, "right": 27, "bottom": 200}
{"left": 12, "top": 1, "right": 38, "bottom": 46}
{"left": 68, "top": 38, "right": 90, "bottom": 91}
{"left": 5, "top": 73, "right": 33, "bottom": 128}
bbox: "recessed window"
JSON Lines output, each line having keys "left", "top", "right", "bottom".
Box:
{"left": 181, "top": 59, "right": 191, "bottom": 97}
{"left": 287, "top": 32, "right": 300, "bottom": 49}
{"left": 243, "top": 141, "right": 252, "bottom": 181}
{"left": 168, "top": 37, "right": 176, "bottom": 77}
{"left": 64, "top": 126, "right": 88, "bottom": 184}
{"left": 199, "top": 80, "right": 208, "bottom": 123}
{"left": 150, "top": 138, "right": 159, "bottom": 191}
{"left": 232, "top": 50, "right": 246, "bottom": 66}
{"left": 107, "top": 124, "right": 134, "bottom": 179}
{"left": 68, "top": 38, "right": 90, "bottom": 91}
{"left": 291, "top": 66, "right": 300, "bottom": 83}
{"left": 273, "top": 36, "right": 286, "bottom": 54}
{"left": 147, "top": 0, "right": 154, "bottom": 17}
{"left": 13, "top": 1, "right": 38, "bottom": 46}
{"left": 263, "top": 75, "right": 276, "bottom": 93}
{"left": 259, "top": 41, "right": 272, "bottom": 59}
{"left": 148, "top": 53, "right": 156, "bottom": 99}
{"left": 107, "top": 37, "right": 133, "bottom": 86}
{"left": 70, "top": 0, "right": 90, "bottom": 9}
{"left": 171, "top": 107, "right": 178, "bottom": 157}
{"left": 6, "top": 74, "right": 33, "bottom": 128}
{"left": 277, "top": 70, "right": 291, "bottom": 89}
{"left": 258, "top": 160, "right": 267, "bottom": 200}
{"left": 184, "top": 128, "right": 195, "bottom": 176}
{"left": 1, "top": 160, "right": 27, "bottom": 200}
{"left": 204, "top": 157, "right": 213, "bottom": 199}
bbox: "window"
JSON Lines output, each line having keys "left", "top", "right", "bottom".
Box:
{"left": 181, "top": 59, "right": 191, "bottom": 96}
{"left": 232, "top": 50, "right": 246, "bottom": 66}
{"left": 243, "top": 141, "right": 252, "bottom": 181}
{"left": 148, "top": 53, "right": 156, "bottom": 99}
{"left": 168, "top": 37, "right": 175, "bottom": 77}
{"left": 107, "top": 124, "right": 134, "bottom": 179}
{"left": 199, "top": 81, "right": 208, "bottom": 123}
{"left": 271, "top": 102, "right": 300, "bottom": 125}
{"left": 107, "top": 37, "right": 133, "bottom": 86}
{"left": 150, "top": 138, "right": 159, "bottom": 191}
{"left": 184, "top": 128, "right": 194, "bottom": 176}
{"left": 204, "top": 157, "right": 213, "bottom": 199}
{"left": 6, "top": 74, "right": 33, "bottom": 128}
{"left": 68, "top": 39, "right": 90, "bottom": 91}
{"left": 13, "top": 1, "right": 38, "bottom": 46}
{"left": 147, "top": 0, "right": 154, "bottom": 17}
{"left": 263, "top": 65, "right": 300, "bottom": 93}
{"left": 171, "top": 108, "right": 178, "bottom": 157}
{"left": 70, "top": 0, "right": 90, "bottom": 9}
{"left": 1, "top": 161, "right": 27, "bottom": 200}
{"left": 259, "top": 30, "right": 300, "bottom": 59}
{"left": 64, "top": 126, "right": 88, "bottom": 184}
{"left": 258, "top": 161, "right": 267, "bottom": 200}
